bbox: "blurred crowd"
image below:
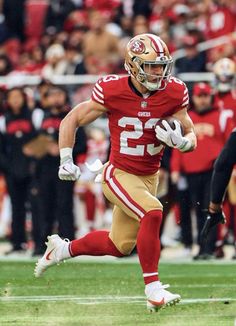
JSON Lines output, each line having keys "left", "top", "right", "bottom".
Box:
{"left": 0, "top": 0, "right": 235, "bottom": 78}
{"left": 0, "top": 0, "right": 236, "bottom": 260}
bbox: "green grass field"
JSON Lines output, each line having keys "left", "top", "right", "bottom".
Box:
{"left": 0, "top": 259, "right": 236, "bottom": 325}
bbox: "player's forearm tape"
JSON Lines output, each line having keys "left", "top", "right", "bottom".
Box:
{"left": 178, "top": 137, "right": 192, "bottom": 152}
{"left": 60, "top": 147, "right": 73, "bottom": 163}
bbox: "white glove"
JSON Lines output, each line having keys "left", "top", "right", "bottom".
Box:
{"left": 155, "top": 120, "right": 191, "bottom": 152}
{"left": 58, "top": 148, "right": 81, "bottom": 181}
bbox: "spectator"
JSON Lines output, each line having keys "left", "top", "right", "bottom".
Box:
{"left": 64, "top": 44, "right": 87, "bottom": 75}
{"left": 63, "top": 10, "right": 89, "bottom": 33}
{"left": 37, "top": 86, "right": 87, "bottom": 241}
{"left": 175, "top": 35, "right": 207, "bottom": 74}
{"left": 3, "top": 0, "right": 25, "bottom": 41}
{"left": 171, "top": 82, "right": 235, "bottom": 259}
{"left": 0, "top": 0, "right": 234, "bottom": 77}
{"left": 41, "top": 43, "right": 67, "bottom": 79}
{"left": 207, "top": 0, "right": 236, "bottom": 40}
{"left": 170, "top": 3, "right": 191, "bottom": 48}
{"left": 29, "top": 45, "right": 46, "bottom": 74}
{"left": 45, "top": 0, "right": 76, "bottom": 34}
{"left": 66, "top": 25, "right": 87, "bottom": 53}
{"left": 83, "top": 9, "right": 120, "bottom": 73}
{"left": 0, "top": 54, "right": 12, "bottom": 76}
{"left": 0, "top": 87, "right": 42, "bottom": 254}
{"left": 34, "top": 79, "right": 53, "bottom": 109}
{"left": 1, "top": 38, "right": 21, "bottom": 68}
{"left": 132, "top": 15, "right": 149, "bottom": 36}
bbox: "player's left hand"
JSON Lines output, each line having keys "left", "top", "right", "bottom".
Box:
{"left": 200, "top": 210, "right": 226, "bottom": 246}
{"left": 155, "top": 120, "right": 187, "bottom": 149}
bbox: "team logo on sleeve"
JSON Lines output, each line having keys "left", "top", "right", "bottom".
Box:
{"left": 129, "top": 40, "right": 145, "bottom": 54}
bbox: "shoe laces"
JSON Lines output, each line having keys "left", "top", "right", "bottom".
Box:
{"left": 158, "top": 282, "right": 170, "bottom": 290}
{"left": 54, "top": 238, "right": 70, "bottom": 263}
{"left": 146, "top": 282, "right": 170, "bottom": 299}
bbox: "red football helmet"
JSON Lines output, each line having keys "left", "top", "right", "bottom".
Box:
{"left": 124, "top": 33, "right": 173, "bottom": 91}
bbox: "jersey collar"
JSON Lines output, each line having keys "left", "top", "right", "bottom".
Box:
{"left": 128, "top": 77, "right": 157, "bottom": 98}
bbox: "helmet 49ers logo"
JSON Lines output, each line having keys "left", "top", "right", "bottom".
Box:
{"left": 130, "top": 40, "right": 145, "bottom": 54}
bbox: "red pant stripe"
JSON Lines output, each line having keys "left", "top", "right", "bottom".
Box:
{"left": 104, "top": 163, "right": 145, "bottom": 219}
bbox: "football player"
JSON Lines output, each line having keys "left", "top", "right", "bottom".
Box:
{"left": 34, "top": 33, "right": 197, "bottom": 312}
{"left": 212, "top": 57, "right": 236, "bottom": 257}
{"left": 200, "top": 129, "right": 236, "bottom": 249}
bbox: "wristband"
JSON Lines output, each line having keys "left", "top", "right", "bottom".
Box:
{"left": 178, "top": 137, "right": 192, "bottom": 152}
{"left": 60, "top": 147, "right": 73, "bottom": 163}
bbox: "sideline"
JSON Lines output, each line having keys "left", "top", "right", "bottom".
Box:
{"left": 1, "top": 294, "right": 236, "bottom": 304}
{"left": 0, "top": 255, "right": 236, "bottom": 265}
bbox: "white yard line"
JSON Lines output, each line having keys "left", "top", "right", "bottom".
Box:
{"left": 1, "top": 284, "right": 236, "bottom": 289}
{"left": 1, "top": 295, "right": 236, "bottom": 304}
{"left": 0, "top": 255, "right": 236, "bottom": 265}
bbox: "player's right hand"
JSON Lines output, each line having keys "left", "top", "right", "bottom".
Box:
{"left": 155, "top": 120, "right": 185, "bottom": 149}
{"left": 58, "top": 158, "right": 81, "bottom": 181}
{"left": 200, "top": 210, "right": 226, "bottom": 246}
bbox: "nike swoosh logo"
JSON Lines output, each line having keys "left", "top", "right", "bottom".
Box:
{"left": 62, "top": 166, "right": 70, "bottom": 173}
{"left": 148, "top": 298, "right": 165, "bottom": 306}
{"left": 46, "top": 248, "right": 55, "bottom": 261}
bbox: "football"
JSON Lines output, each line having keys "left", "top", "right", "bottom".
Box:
{"left": 155, "top": 116, "right": 184, "bottom": 144}
{"left": 155, "top": 116, "right": 183, "bottom": 131}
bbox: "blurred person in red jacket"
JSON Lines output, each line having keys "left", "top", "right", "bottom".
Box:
{"left": 171, "top": 82, "right": 235, "bottom": 259}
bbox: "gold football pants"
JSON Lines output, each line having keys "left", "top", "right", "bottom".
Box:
{"left": 102, "top": 163, "right": 163, "bottom": 254}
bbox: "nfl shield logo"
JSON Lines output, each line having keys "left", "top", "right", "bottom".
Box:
{"left": 141, "top": 101, "right": 147, "bottom": 109}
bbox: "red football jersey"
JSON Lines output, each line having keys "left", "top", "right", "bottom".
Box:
{"left": 91, "top": 75, "right": 189, "bottom": 175}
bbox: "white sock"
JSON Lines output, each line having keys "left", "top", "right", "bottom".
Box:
{"left": 145, "top": 281, "right": 161, "bottom": 296}
{"left": 59, "top": 241, "right": 71, "bottom": 260}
